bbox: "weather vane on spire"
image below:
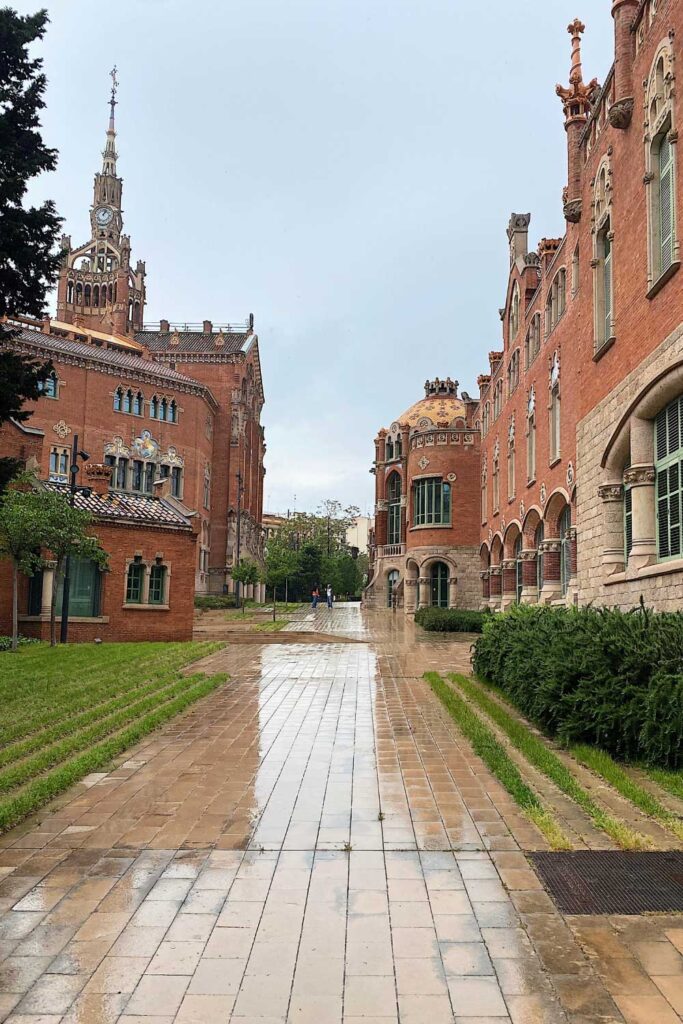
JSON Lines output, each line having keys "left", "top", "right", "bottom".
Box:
{"left": 109, "top": 66, "right": 118, "bottom": 119}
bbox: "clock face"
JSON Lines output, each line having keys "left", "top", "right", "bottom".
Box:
{"left": 95, "top": 206, "right": 113, "bottom": 226}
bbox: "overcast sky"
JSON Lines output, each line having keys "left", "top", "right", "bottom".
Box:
{"left": 20, "top": 0, "right": 613, "bottom": 516}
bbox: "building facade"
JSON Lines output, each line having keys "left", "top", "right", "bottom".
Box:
{"left": 371, "top": 1, "right": 683, "bottom": 616}
{"left": 365, "top": 379, "right": 481, "bottom": 612}
{"left": 1, "top": 74, "right": 267, "bottom": 640}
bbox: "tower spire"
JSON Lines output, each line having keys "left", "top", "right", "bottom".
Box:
{"left": 556, "top": 19, "right": 599, "bottom": 124}
{"left": 102, "top": 66, "right": 118, "bottom": 176}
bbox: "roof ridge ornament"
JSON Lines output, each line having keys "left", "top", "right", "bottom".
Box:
{"left": 102, "top": 66, "right": 119, "bottom": 176}
{"left": 556, "top": 19, "right": 599, "bottom": 125}
{"left": 424, "top": 377, "right": 459, "bottom": 398}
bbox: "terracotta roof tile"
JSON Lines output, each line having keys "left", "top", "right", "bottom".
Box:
{"left": 43, "top": 482, "right": 192, "bottom": 529}
{"left": 137, "top": 330, "right": 250, "bottom": 354}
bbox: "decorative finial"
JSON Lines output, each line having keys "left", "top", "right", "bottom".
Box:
{"left": 556, "top": 18, "right": 599, "bottom": 124}
{"left": 109, "top": 66, "right": 118, "bottom": 124}
{"left": 102, "top": 67, "right": 119, "bottom": 175}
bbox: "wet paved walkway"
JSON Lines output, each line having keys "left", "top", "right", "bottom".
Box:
{"left": 0, "top": 605, "right": 680, "bottom": 1023}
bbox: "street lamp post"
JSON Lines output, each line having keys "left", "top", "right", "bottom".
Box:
{"left": 59, "top": 434, "right": 90, "bottom": 644}
{"left": 234, "top": 469, "right": 244, "bottom": 609}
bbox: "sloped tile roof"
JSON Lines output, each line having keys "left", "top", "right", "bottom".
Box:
{"left": 137, "top": 330, "right": 250, "bottom": 355}
{"left": 43, "top": 482, "right": 193, "bottom": 530}
{"left": 14, "top": 327, "right": 210, "bottom": 390}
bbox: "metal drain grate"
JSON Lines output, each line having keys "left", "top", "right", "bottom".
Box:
{"left": 528, "top": 851, "right": 683, "bottom": 915}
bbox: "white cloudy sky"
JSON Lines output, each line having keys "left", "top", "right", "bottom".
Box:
{"left": 20, "top": 0, "right": 613, "bottom": 515}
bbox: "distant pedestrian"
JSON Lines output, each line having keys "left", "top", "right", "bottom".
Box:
{"left": 326, "top": 585, "right": 333, "bottom": 609}
{"left": 311, "top": 586, "right": 319, "bottom": 609}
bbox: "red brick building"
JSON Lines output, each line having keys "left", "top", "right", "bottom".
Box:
{"left": 478, "top": 1, "right": 683, "bottom": 612}
{"left": 1, "top": 74, "right": 266, "bottom": 640}
{"left": 371, "top": 2, "right": 683, "bottom": 615}
{"left": 366, "top": 379, "right": 481, "bottom": 611}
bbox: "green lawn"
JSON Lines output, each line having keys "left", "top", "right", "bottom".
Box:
{"left": 0, "top": 642, "right": 226, "bottom": 832}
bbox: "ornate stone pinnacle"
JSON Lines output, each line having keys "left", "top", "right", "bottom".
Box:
{"left": 556, "top": 18, "right": 599, "bottom": 123}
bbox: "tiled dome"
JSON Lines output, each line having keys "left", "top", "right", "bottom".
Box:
{"left": 395, "top": 378, "right": 466, "bottom": 429}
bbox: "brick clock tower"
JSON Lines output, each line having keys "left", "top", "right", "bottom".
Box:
{"left": 56, "top": 68, "right": 146, "bottom": 337}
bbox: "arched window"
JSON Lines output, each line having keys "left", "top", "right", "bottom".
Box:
{"left": 159, "top": 398, "right": 168, "bottom": 422}
{"left": 387, "top": 472, "right": 401, "bottom": 545}
{"left": 123, "top": 389, "right": 133, "bottom": 414}
{"left": 549, "top": 354, "right": 561, "bottom": 463}
{"left": 481, "top": 461, "right": 488, "bottom": 524}
{"left": 560, "top": 505, "right": 572, "bottom": 595}
{"left": 507, "top": 419, "right": 516, "bottom": 500}
{"left": 149, "top": 563, "right": 167, "bottom": 605}
{"left": 655, "top": 395, "right": 683, "bottom": 560}
{"left": 592, "top": 157, "right": 614, "bottom": 352}
{"left": 571, "top": 244, "right": 580, "bottom": 297}
{"left": 430, "top": 562, "right": 449, "bottom": 608}
{"left": 483, "top": 402, "right": 490, "bottom": 436}
{"left": 387, "top": 569, "right": 399, "bottom": 608}
{"left": 507, "top": 350, "right": 520, "bottom": 396}
{"left": 66, "top": 280, "right": 74, "bottom": 303}
{"left": 535, "top": 522, "right": 544, "bottom": 592}
{"left": 514, "top": 534, "right": 523, "bottom": 604}
{"left": 509, "top": 282, "right": 520, "bottom": 340}
{"left": 150, "top": 395, "right": 159, "bottom": 419}
{"left": 133, "top": 391, "right": 143, "bottom": 416}
{"left": 526, "top": 387, "right": 536, "bottom": 482}
{"left": 493, "top": 380, "right": 503, "bottom": 419}
{"left": 525, "top": 314, "right": 541, "bottom": 368}
{"left": 133, "top": 300, "right": 140, "bottom": 323}
{"left": 203, "top": 466, "right": 211, "bottom": 509}
{"left": 395, "top": 434, "right": 402, "bottom": 458}
{"left": 413, "top": 477, "right": 451, "bottom": 526}
{"left": 84, "top": 284, "right": 91, "bottom": 307}
{"left": 492, "top": 446, "right": 500, "bottom": 513}
{"left": 113, "top": 387, "right": 123, "bottom": 412}
{"left": 93, "top": 284, "right": 100, "bottom": 307}
{"left": 546, "top": 269, "right": 566, "bottom": 335}
{"left": 645, "top": 45, "right": 678, "bottom": 288}
{"left": 385, "top": 438, "right": 394, "bottom": 460}
{"left": 169, "top": 400, "right": 178, "bottom": 423}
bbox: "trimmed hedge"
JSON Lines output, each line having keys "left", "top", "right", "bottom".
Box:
{"left": 415, "top": 608, "right": 488, "bottom": 633}
{"left": 0, "top": 636, "right": 41, "bottom": 652}
{"left": 472, "top": 603, "right": 683, "bottom": 768}
{"left": 194, "top": 594, "right": 237, "bottom": 610}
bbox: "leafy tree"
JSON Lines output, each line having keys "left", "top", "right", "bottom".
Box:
{"left": 41, "top": 491, "right": 108, "bottom": 646}
{"left": 231, "top": 559, "right": 261, "bottom": 611}
{"left": 264, "top": 543, "right": 298, "bottom": 619}
{"left": 298, "top": 543, "right": 322, "bottom": 600}
{"left": 0, "top": 479, "right": 49, "bottom": 650}
{"left": 0, "top": 8, "right": 61, "bottom": 483}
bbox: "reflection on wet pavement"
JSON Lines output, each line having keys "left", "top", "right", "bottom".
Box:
{"left": 0, "top": 605, "right": 679, "bottom": 1022}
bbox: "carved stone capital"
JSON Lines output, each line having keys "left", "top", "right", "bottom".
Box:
{"left": 607, "top": 97, "right": 634, "bottom": 129}
{"left": 489, "top": 566, "right": 502, "bottom": 577}
{"left": 598, "top": 483, "right": 624, "bottom": 502}
{"left": 404, "top": 578, "right": 417, "bottom": 588}
{"left": 563, "top": 198, "right": 583, "bottom": 223}
{"left": 518, "top": 549, "right": 538, "bottom": 562}
{"left": 623, "top": 465, "right": 656, "bottom": 486}
{"left": 501, "top": 559, "right": 516, "bottom": 570}
{"left": 479, "top": 570, "right": 490, "bottom": 580}
{"left": 376, "top": 499, "right": 388, "bottom": 511}
{"left": 566, "top": 526, "right": 577, "bottom": 542}
{"left": 541, "top": 539, "right": 561, "bottom": 553}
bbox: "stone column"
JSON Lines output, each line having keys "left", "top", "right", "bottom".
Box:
{"left": 500, "top": 559, "right": 517, "bottom": 610}
{"left": 375, "top": 499, "right": 388, "bottom": 549}
{"left": 489, "top": 567, "right": 502, "bottom": 610}
{"left": 417, "top": 576, "right": 430, "bottom": 610}
{"left": 142, "top": 566, "right": 151, "bottom": 604}
{"left": 625, "top": 466, "right": 657, "bottom": 569}
{"left": 598, "top": 482, "right": 626, "bottom": 576}
{"left": 404, "top": 578, "right": 417, "bottom": 614}
{"left": 567, "top": 526, "right": 578, "bottom": 599}
{"left": 480, "top": 570, "right": 490, "bottom": 606}
{"left": 41, "top": 560, "right": 56, "bottom": 616}
{"left": 448, "top": 575, "right": 458, "bottom": 609}
{"left": 519, "top": 550, "right": 538, "bottom": 604}
{"left": 539, "top": 539, "right": 562, "bottom": 603}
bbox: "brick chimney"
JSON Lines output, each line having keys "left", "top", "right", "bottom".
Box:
{"left": 507, "top": 213, "right": 531, "bottom": 266}
{"left": 556, "top": 20, "right": 599, "bottom": 223}
{"left": 159, "top": 319, "right": 170, "bottom": 332}
{"left": 153, "top": 476, "right": 173, "bottom": 500}
{"left": 609, "top": 0, "right": 638, "bottom": 129}
{"left": 203, "top": 320, "right": 213, "bottom": 334}
{"left": 83, "top": 463, "right": 111, "bottom": 497}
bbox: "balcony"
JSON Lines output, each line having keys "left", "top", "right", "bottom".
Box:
{"left": 377, "top": 544, "right": 405, "bottom": 558}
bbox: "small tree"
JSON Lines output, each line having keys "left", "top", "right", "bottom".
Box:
{"left": 264, "top": 544, "right": 298, "bottom": 619}
{"left": 41, "top": 492, "right": 108, "bottom": 646}
{"left": 0, "top": 481, "right": 49, "bottom": 650}
{"left": 231, "top": 559, "right": 261, "bottom": 612}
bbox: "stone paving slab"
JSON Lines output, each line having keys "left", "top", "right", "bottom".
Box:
{"left": 0, "top": 606, "right": 679, "bottom": 1022}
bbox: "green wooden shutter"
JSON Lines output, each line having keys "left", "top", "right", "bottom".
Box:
{"left": 660, "top": 134, "right": 675, "bottom": 273}
{"left": 624, "top": 485, "right": 633, "bottom": 557}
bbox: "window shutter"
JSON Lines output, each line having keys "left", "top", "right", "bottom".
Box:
{"left": 624, "top": 486, "right": 633, "bottom": 556}
{"left": 604, "top": 236, "right": 612, "bottom": 341}
{"left": 670, "top": 462, "right": 681, "bottom": 557}
{"left": 660, "top": 135, "right": 674, "bottom": 273}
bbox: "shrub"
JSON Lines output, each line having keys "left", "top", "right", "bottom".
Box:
{"left": 472, "top": 603, "right": 683, "bottom": 768}
{"left": 194, "top": 595, "right": 237, "bottom": 610}
{"left": 0, "top": 635, "right": 41, "bottom": 653}
{"left": 415, "top": 608, "right": 488, "bottom": 633}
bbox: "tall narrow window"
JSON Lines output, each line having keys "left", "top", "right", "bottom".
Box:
{"left": 658, "top": 130, "right": 675, "bottom": 274}
{"left": 549, "top": 356, "right": 561, "bottom": 463}
{"left": 126, "top": 562, "right": 144, "bottom": 604}
{"left": 593, "top": 157, "right": 614, "bottom": 350}
{"left": 655, "top": 396, "right": 683, "bottom": 560}
{"left": 645, "top": 47, "right": 677, "bottom": 288}
{"left": 481, "top": 463, "right": 488, "bottom": 524}
{"left": 492, "top": 450, "right": 500, "bottom": 513}
{"left": 535, "top": 523, "right": 544, "bottom": 592}
{"left": 430, "top": 562, "right": 449, "bottom": 608}
{"left": 526, "top": 387, "right": 536, "bottom": 482}
{"left": 49, "top": 447, "right": 69, "bottom": 482}
{"left": 149, "top": 564, "right": 166, "bottom": 605}
{"left": 509, "top": 282, "right": 520, "bottom": 340}
{"left": 123, "top": 389, "right": 133, "bottom": 414}
{"left": 203, "top": 467, "right": 211, "bottom": 510}
{"left": 387, "top": 472, "right": 401, "bottom": 545}
{"left": 113, "top": 387, "right": 123, "bottom": 412}
{"left": 560, "top": 506, "right": 572, "bottom": 595}
{"left": 38, "top": 372, "right": 58, "bottom": 399}
{"left": 133, "top": 391, "right": 143, "bottom": 416}
{"left": 514, "top": 535, "right": 523, "bottom": 604}
{"left": 385, "top": 438, "right": 394, "bottom": 461}
{"left": 507, "top": 420, "right": 515, "bottom": 501}
{"left": 171, "top": 466, "right": 182, "bottom": 498}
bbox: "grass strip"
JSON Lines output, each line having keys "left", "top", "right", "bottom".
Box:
{"left": 0, "top": 673, "right": 226, "bottom": 833}
{"left": 645, "top": 767, "right": 683, "bottom": 803}
{"left": 448, "top": 674, "right": 650, "bottom": 851}
{"left": 251, "top": 620, "right": 289, "bottom": 633}
{"left": 570, "top": 744, "right": 683, "bottom": 842}
{"left": 0, "top": 642, "right": 222, "bottom": 744}
{"left": 425, "top": 672, "right": 570, "bottom": 850}
{"left": 0, "top": 675, "right": 206, "bottom": 795}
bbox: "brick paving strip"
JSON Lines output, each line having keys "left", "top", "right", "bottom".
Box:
{"left": 0, "top": 605, "right": 679, "bottom": 1022}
